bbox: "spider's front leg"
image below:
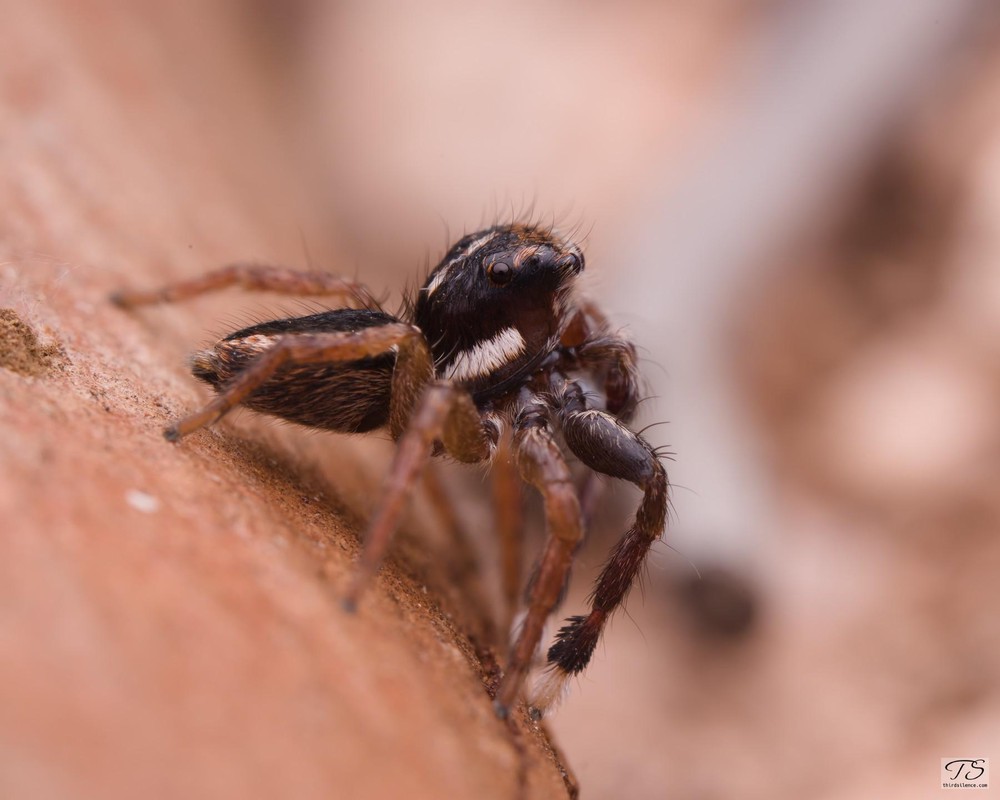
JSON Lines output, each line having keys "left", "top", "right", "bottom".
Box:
{"left": 532, "top": 382, "right": 668, "bottom": 712}
{"left": 494, "top": 398, "right": 583, "bottom": 717}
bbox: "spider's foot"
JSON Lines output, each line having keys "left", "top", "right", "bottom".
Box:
{"left": 163, "top": 424, "right": 182, "bottom": 442}
{"left": 108, "top": 290, "right": 129, "bottom": 308}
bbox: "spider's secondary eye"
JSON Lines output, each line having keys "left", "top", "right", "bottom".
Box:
{"left": 487, "top": 261, "right": 513, "bottom": 286}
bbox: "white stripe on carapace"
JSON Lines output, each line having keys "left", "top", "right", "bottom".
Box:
{"left": 445, "top": 326, "right": 526, "bottom": 383}
{"left": 423, "top": 229, "right": 500, "bottom": 296}
{"left": 423, "top": 265, "right": 451, "bottom": 296}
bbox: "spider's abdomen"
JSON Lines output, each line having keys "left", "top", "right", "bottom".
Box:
{"left": 192, "top": 308, "right": 397, "bottom": 433}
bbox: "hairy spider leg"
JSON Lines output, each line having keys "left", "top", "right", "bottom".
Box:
{"left": 421, "top": 463, "right": 501, "bottom": 650}
{"left": 161, "top": 324, "right": 425, "bottom": 440}
{"left": 343, "top": 381, "right": 494, "bottom": 609}
{"left": 494, "top": 399, "right": 583, "bottom": 717}
{"left": 110, "top": 263, "right": 379, "bottom": 310}
{"left": 490, "top": 427, "right": 525, "bottom": 648}
{"left": 533, "top": 382, "right": 668, "bottom": 712}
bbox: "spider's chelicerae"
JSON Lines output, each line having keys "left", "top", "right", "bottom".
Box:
{"left": 112, "top": 223, "right": 669, "bottom": 717}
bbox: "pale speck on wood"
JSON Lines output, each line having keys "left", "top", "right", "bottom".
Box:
{"left": 126, "top": 489, "right": 161, "bottom": 514}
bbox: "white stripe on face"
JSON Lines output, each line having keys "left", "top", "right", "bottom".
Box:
{"left": 423, "top": 230, "right": 500, "bottom": 297}
{"left": 445, "top": 326, "right": 526, "bottom": 383}
{"left": 424, "top": 265, "right": 451, "bottom": 296}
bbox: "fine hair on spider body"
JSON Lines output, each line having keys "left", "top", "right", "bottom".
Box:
{"left": 111, "top": 221, "right": 670, "bottom": 718}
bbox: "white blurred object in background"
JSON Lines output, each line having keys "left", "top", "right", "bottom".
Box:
{"left": 618, "top": 0, "right": 982, "bottom": 567}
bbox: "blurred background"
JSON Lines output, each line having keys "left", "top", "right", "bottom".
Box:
{"left": 4, "top": 0, "right": 1000, "bottom": 797}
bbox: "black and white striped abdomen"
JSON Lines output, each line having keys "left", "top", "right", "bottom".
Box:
{"left": 191, "top": 309, "right": 398, "bottom": 433}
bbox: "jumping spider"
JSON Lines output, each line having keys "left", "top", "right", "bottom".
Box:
{"left": 112, "top": 223, "right": 669, "bottom": 717}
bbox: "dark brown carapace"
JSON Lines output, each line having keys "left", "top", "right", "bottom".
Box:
{"left": 111, "top": 222, "right": 669, "bottom": 717}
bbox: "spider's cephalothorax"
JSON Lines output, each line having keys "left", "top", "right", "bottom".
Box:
{"left": 111, "top": 222, "right": 669, "bottom": 718}
{"left": 414, "top": 224, "right": 583, "bottom": 400}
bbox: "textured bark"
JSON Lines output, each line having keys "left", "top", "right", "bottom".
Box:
{"left": 0, "top": 4, "right": 573, "bottom": 799}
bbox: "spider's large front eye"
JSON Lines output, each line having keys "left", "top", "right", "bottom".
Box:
{"left": 487, "top": 261, "right": 513, "bottom": 286}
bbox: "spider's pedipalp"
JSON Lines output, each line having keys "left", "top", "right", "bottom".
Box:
{"left": 563, "top": 299, "right": 642, "bottom": 422}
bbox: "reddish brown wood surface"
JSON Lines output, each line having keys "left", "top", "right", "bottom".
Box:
{"left": 0, "top": 5, "right": 573, "bottom": 798}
